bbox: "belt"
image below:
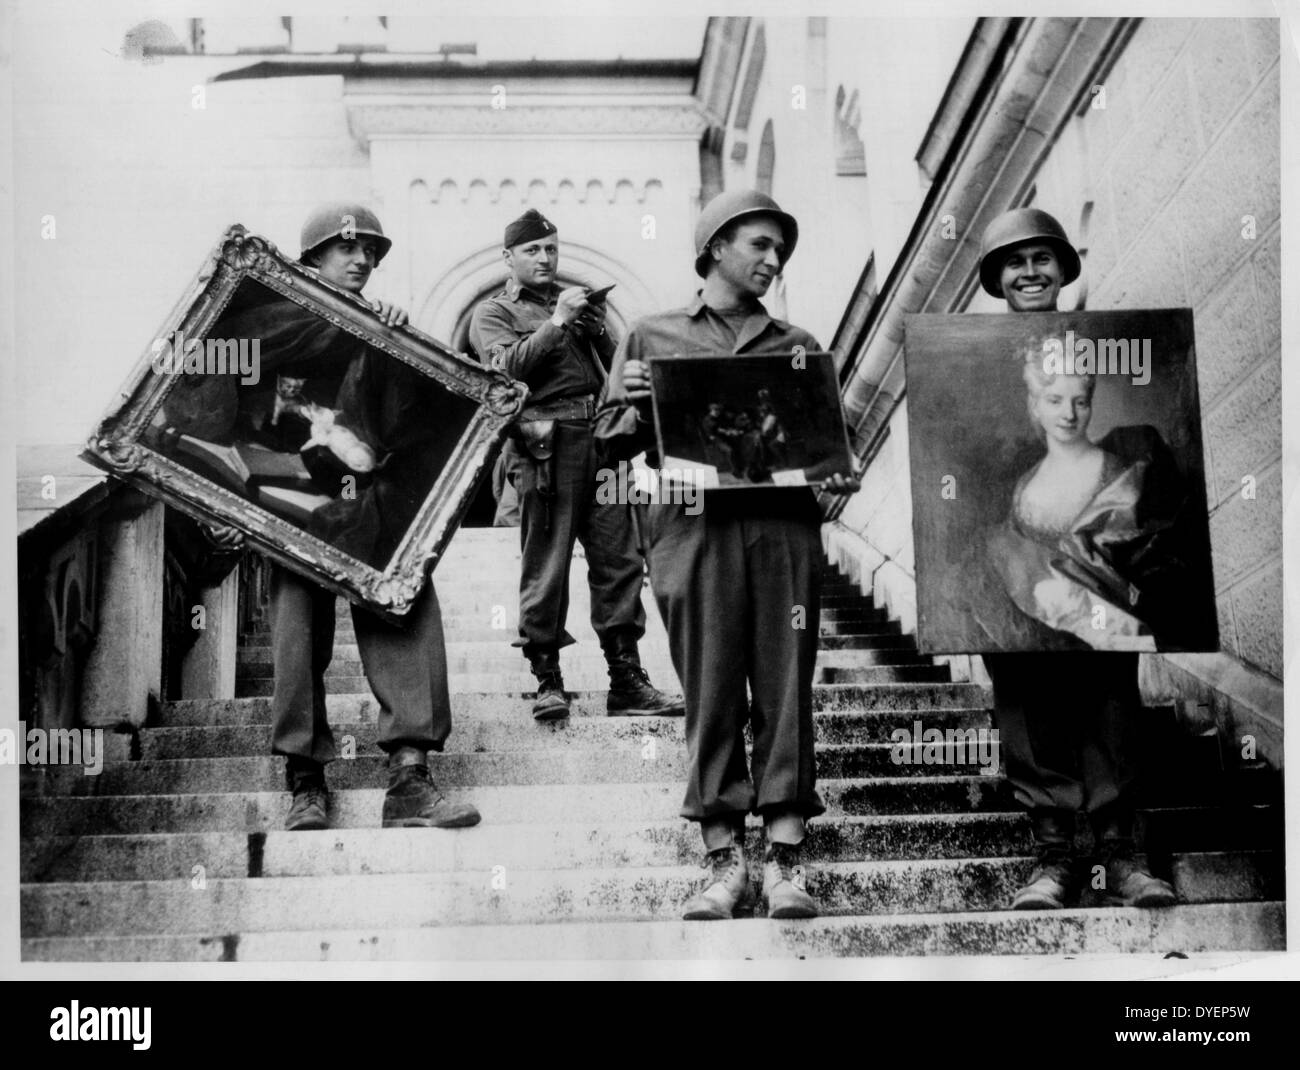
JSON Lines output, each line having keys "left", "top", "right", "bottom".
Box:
{"left": 520, "top": 394, "right": 596, "bottom": 421}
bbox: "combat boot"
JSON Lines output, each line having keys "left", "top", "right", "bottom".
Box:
{"left": 381, "top": 749, "right": 481, "bottom": 828}
{"left": 1011, "top": 809, "right": 1077, "bottom": 910}
{"left": 604, "top": 639, "right": 685, "bottom": 716}
{"left": 284, "top": 759, "right": 330, "bottom": 832}
{"left": 529, "top": 649, "right": 571, "bottom": 721}
{"left": 762, "top": 842, "right": 819, "bottom": 919}
{"left": 1091, "top": 813, "right": 1177, "bottom": 907}
{"left": 683, "top": 843, "right": 753, "bottom": 920}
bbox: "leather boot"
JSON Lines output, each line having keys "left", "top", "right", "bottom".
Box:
{"left": 381, "top": 747, "right": 481, "bottom": 828}
{"left": 284, "top": 758, "right": 330, "bottom": 832}
{"left": 529, "top": 649, "right": 570, "bottom": 721}
{"left": 1011, "top": 809, "right": 1077, "bottom": 910}
{"left": 603, "top": 637, "right": 685, "bottom": 717}
{"left": 1092, "top": 812, "right": 1177, "bottom": 908}
{"left": 763, "top": 842, "right": 819, "bottom": 919}
{"left": 682, "top": 843, "right": 753, "bottom": 920}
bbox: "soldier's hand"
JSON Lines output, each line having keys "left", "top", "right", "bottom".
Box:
{"left": 371, "top": 299, "right": 408, "bottom": 327}
{"left": 204, "top": 523, "right": 245, "bottom": 550}
{"left": 573, "top": 300, "right": 608, "bottom": 338}
{"left": 621, "top": 359, "right": 653, "bottom": 402}
{"left": 550, "top": 286, "right": 590, "bottom": 328}
{"left": 820, "top": 472, "right": 861, "bottom": 494}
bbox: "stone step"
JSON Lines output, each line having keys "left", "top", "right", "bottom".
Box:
{"left": 39, "top": 743, "right": 1006, "bottom": 796}
{"left": 20, "top": 778, "right": 1016, "bottom": 836}
{"left": 20, "top": 901, "right": 1286, "bottom": 961}
{"left": 162, "top": 684, "right": 993, "bottom": 725}
{"left": 20, "top": 813, "right": 1033, "bottom": 882}
{"left": 235, "top": 669, "right": 963, "bottom": 698}
{"left": 234, "top": 647, "right": 924, "bottom": 681}
{"left": 816, "top": 665, "right": 950, "bottom": 684}
{"left": 20, "top": 852, "right": 1281, "bottom": 936}
{"left": 118, "top": 708, "right": 997, "bottom": 761}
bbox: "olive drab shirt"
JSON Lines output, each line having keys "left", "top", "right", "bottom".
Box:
{"left": 469, "top": 277, "right": 615, "bottom": 407}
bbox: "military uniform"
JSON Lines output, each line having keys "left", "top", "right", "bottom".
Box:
{"left": 470, "top": 274, "right": 647, "bottom": 661}
{"left": 606, "top": 295, "right": 827, "bottom": 848}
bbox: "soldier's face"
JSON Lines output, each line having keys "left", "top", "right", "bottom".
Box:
{"left": 505, "top": 238, "right": 559, "bottom": 289}
{"left": 1000, "top": 242, "right": 1062, "bottom": 312}
{"left": 314, "top": 238, "right": 379, "bottom": 293}
{"left": 712, "top": 218, "right": 785, "bottom": 298}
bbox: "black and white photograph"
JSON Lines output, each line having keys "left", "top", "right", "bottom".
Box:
{"left": 1, "top": 1, "right": 1291, "bottom": 1002}
{"left": 648, "top": 352, "right": 853, "bottom": 487}
{"left": 905, "top": 309, "right": 1219, "bottom": 655}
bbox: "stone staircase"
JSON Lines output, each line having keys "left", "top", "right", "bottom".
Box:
{"left": 19, "top": 528, "right": 1286, "bottom": 960}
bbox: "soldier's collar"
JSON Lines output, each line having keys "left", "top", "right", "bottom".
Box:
{"left": 688, "top": 291, "right": 789, "bottom": 331}
{"left": 505, "top": 276, "right": 556, "bottom": 304}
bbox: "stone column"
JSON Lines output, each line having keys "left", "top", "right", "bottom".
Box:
{"left": 79, "top": 495, "right": 165, "bottom": 728}
{"left": 180, "top": 564, "right": 240, "bottom": 700}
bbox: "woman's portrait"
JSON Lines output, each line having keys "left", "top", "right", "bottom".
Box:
{"left": 904, "top": 307, "right": 1218, "bottom": 655}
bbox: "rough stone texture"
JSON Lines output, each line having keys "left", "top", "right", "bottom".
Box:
{"left": 1207, "top": 463, "right": 1282, "bottom": 585}
{"left": 1231, "top": 564, "right": 1283, "bottom": 679}
{"left": 1193, "top": 261, "right": 1265, "bottom": 407}
{"left": 1239, "top": 18, "right": 1279, "bottom": 82}
{"left": 1250, "top": 225, "right": 1281, "bottom": 353}
{"left": 1117, "top": 18, "right": 1197, "bottom": 118}
{"left": 1187, "top": 18, "right": 1254, "bottom": 146}
{"left": 1216, "top": 594, "right": 1239, "bottom": 662}
{"left": 1108, "top": 63, "right": 1201, "bottom": 251}
{"left": 1091, "top": 210, "right": 1186, "bottom": 311}
{"left": 1203, "top": 356, "right": 1281, "bottom": 499}
{"left": 79, "top": 500, "right": 164, "bottom": 729}
{"left": 1175, "top": 68, "right": 1279, "bottom": 305}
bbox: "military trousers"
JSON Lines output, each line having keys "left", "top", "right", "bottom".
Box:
{"left": 984, "top": 651, "right": 1140, "bottom": 821}
{"left": 642, "top": 500, "right": 826, "bottom": 832}
{"left": 513, "top": 419, "right": 646, "bottom": 657}
{"left": 269, "top": 565, "right": 453, "bottom": 765}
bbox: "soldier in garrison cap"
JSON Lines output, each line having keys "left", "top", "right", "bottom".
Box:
{"left": 469, "top": 208, "right": 684, "bottom": 722}
{"left": 604, "top": 189, "right": 859, "bottom": 921}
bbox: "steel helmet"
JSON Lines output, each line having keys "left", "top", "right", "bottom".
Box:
{"left": 978, "top": 207, "right": 1080, "bottom": 298}
{"left": 693, "top": 189, "right": 799, "bottom": 278}
{"left": 299, "top": 202, "right": 392, "bottom": 265}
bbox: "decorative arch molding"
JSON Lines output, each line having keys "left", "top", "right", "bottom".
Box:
{"left": 409, "top": 176, "right": 666, "bottom": 207}
{"left": 416, "top": 241, "right": 658, "bottom": 351}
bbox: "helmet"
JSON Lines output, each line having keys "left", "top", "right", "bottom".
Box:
{"left": 299, "top": 202, "right": 392, "bottom": 265}
{"left": 978, "top": 207, "right": 1080, "bottom": 298}
{"left": 693, "top": 189, "right": 799, "bottom": 278}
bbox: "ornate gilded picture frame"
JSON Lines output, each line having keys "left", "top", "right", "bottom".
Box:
{"left": 82, "top": 224, "right": 527, "bottom": 621}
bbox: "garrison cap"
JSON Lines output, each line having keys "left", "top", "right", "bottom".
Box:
{"left": 504, "top": 209, "right": 558, "bottom": 250}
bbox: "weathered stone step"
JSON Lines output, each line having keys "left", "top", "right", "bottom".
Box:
{"left": 234, "top": 646, "right": 923, "bottom": 680}
{"left": 20, "top": 777, "right": 1015, "bottom": 836}
{"left": 20, "top": 813, "right": 1032, "bottom": 882}
{"left": 815, "top": 665, "right": 949, "bottom": 684}
{"left": 20, "top": 852, "right": 1281, "bottom": 936}
{"left": 174, "top": 683, "right": 990, "bottom": 724}
{"left": 21, "top": 901, "right": 1285, "bottom": 961}
{"left": 40, "top": 743, "right": 1004, "bottom": 795}
{"left": 119, "top": 708, "right": 996, "bottom": 760}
